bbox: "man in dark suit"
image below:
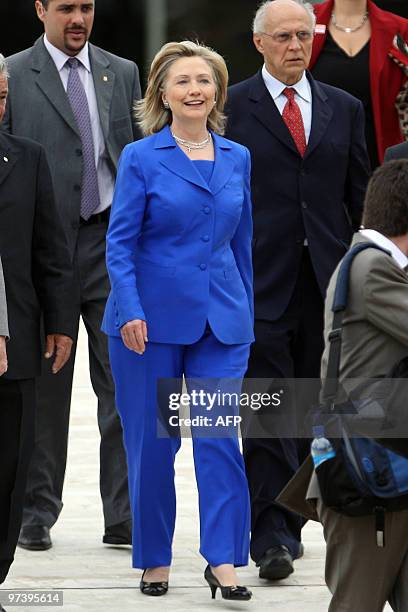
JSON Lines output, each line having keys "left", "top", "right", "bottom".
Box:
{"left": 3, "top": 0, "right": 141, "bottom": 551}
{"left": 225, "top": 0, "right": 369, "bottom": 579}
{"left": 0, "top": 53, "right": 74, "bottom": 598}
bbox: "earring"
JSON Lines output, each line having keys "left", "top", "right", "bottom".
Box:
{"left": 163, "top": 101, "right": 170, "bottom": 109}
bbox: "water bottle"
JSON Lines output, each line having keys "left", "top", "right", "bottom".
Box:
{"left": 311, "top": 425, "right": 336, "bottom": 468}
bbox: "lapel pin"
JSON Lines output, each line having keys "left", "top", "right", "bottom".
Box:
{"left": 3, "top": 156, "right": 8, "bottom": 163}
{"left": 103, "top": 75, "right": 108, "bottom": 82}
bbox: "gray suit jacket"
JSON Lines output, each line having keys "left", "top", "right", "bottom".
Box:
{"left": 3, "top": 36, "right": 141, "bottom": 257}
{"left": 384, "top": 140, "right": 408, "bottom": 162}
{"left": 278, "top": 232, "right": 408, "bottom": 520}
{"left": 321, "top": 233, "right": 408, "bottom": 380}
{"left": 0, "top": 257, "right": 8, "bottom": 338}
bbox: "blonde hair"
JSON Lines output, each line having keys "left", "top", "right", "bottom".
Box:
{"left": 135, "top": 41, "right": 229, "bottom": 136}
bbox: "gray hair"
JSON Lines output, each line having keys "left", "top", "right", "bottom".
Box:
{"left": 0, "top": 54, "right": 9, "bottom": 79}
{"left": 253, "top": 0, "right": 316, "bottom": 33}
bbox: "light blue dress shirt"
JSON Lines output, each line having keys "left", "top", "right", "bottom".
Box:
{"left": 44, "top": 34, "right": 114, "bottom": 213}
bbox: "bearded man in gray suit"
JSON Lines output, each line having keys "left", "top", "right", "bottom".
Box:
{"left": 3, "top": 0, "right": 141, "bottom": 551}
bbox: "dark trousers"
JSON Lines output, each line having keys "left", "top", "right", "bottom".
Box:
{"left": 22, "top": 221, "right": 130, "bottom": 530}
{"left": 0, "top": 378, "right": 35, "bottom": 583}
{"left": 243, "top": 249, "right": 324, "bottom": 561}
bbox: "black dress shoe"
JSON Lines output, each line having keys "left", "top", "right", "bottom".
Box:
{"left": 257, "top": 545, "right": 294, "bottom": 580}
{"left": 102, "top": 519, "right": 132, "bottom": 545}
{"left": 18, "top": 525, "right": 52, "bottom": 551}
{"left": 139, "top": 570, "right": 168, "bottom": 596}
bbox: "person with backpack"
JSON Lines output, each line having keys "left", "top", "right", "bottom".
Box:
{"left": 279, "top": 159, "right": 408, "bottom": 611}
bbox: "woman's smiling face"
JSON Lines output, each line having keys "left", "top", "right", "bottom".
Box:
{"left": 162, "top": 56, "right": 217, "bottom": 128}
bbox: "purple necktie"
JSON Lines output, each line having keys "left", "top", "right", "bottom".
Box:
{"left": 66, "top": 57, "right": 101, "bottom": 220}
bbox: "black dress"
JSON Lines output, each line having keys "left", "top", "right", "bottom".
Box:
{"left": 311, "top": 31, "right": 379, "bottom": 170}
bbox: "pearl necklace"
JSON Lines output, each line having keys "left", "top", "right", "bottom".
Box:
{"left": 331, "top": 10, "right": 369, "bottom": 34}
{"left": 171, "top": 131, "right": 212, "bottom": 153}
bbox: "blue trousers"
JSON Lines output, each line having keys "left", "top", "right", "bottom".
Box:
{"left": 109, "top": 328, "right": 251, "bottom": 569}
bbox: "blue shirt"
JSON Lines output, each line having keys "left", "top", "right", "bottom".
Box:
{"left": 193, "top": 160, "right": 214, "bottom": 185}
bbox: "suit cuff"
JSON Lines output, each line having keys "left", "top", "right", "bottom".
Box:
{"left": 115, "top": 284, "right": 146, "bottom": 328}
{"left": 44, "top": 310, "right": 76, "bottom": 340}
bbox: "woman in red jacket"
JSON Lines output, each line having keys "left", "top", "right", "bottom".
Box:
{"left": 310, "top": 0, "right": 408, "bottom": 168}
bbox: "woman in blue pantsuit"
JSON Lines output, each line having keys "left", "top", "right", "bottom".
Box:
{"left": 102, "top": 41, "right": 254, "bottom": 600}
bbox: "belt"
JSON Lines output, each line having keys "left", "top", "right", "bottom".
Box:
{"left": 80, "top": 207, "right": 111, "bottom": 226}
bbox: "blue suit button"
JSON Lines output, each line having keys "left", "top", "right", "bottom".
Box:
{"left": 203, "top": 206, "right": 211, "bottom": 214}
{"left": 202, "top": 235, "right": 210, "bottom": 242}
{"left": 199, "top": 263, "right": 207, "bottom": 271}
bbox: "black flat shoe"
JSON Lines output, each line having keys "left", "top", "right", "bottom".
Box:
{"left": 103, "top": 519, "right": 132, "bottom": 546}
{"left": 257, "top": 545, "right": 294, "bottom": 580}
{"left": 204, "top": 565, "right": 252, "bottom": 601}
{"left": 139, "top": 570, "right": 168, "bottom": 596}
{"left": 18, "top": 525, "right": 52, "bottom": 551}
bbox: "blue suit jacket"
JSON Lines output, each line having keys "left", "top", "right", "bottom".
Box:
{"left": 102, "top": 125, "right": 254, "bottom": 345}
{"left": 226, "top": 71, "right": 370, "bottom": 322}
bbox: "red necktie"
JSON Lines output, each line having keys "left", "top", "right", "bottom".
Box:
{"left": 282, "top": 87, "right": 307, "bottom": 157}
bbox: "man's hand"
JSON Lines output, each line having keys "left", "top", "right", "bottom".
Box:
{"left": 120, "top": 319, "right": 148, "bottom": 354}
{"left": 0, "top": 336, "right": 7, "bottom": 376}
{"left": 45, "top": 334, "right": 73, "bottom": 374}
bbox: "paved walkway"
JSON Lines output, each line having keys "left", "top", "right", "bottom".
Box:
{"left": 2, "top": 324, "right": 392, "bottom": 611}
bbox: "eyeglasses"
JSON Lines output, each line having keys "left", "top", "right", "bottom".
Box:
{"left": 259, "top": 31, "right": 313, "bottom": 44}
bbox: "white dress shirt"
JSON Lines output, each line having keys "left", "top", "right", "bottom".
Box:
{"left": 44, "top": 35, "right": 114, "bottom": 214}
{"left": 359, "top": 229, "right": 408, "bottom": 270}
{"left": 261, "top": 65, "right": 312, "bottom": 143}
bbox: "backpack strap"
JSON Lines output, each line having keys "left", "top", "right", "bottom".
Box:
{"left": 323, "top": 242, "right": 391, "bottom": 403}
